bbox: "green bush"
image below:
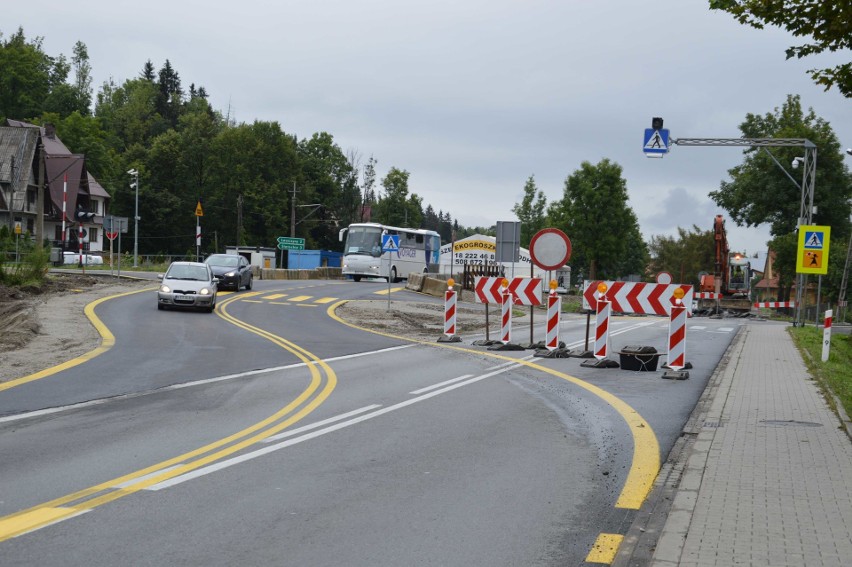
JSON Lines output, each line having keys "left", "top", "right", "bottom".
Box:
{"left": 0, "top": 246, "right": 49, "bottom": 286}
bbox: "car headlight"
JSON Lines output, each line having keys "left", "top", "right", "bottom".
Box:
{"left": 224, "top": 271, "right": 235, "bottom": 277}
{"left": 160, "top": 284, "right": 171, "bottom": 293}
{"left": 200, "top": 287, "right": 212, "bottom": 295}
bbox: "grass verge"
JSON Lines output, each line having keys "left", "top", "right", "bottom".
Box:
{"left": 789, "top": 325, "right": 852, "bottom": 425}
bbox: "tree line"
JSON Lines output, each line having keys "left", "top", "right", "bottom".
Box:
{"left": 2, "top": 26, "right": 850, "bottom": 304}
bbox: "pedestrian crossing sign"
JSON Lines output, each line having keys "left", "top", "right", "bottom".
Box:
{"left": 796, "top": 225, "right": 830, "bottom": 274}
{"left": 382, "top": 233, "right": 399, "bottom": 252}
{"left": 643, "top": 128, "right": 670, "bottom": 158}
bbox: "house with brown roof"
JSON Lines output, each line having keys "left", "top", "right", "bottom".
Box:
{"left": 0, "top": 120, "right": 110, "bottom": 254}
{"left": 753, "top": 248, "right": 817, "bottom": 304}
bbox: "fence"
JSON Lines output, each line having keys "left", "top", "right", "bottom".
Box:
{"left": 461, "top": 263, "right": 504, "bottom": 291}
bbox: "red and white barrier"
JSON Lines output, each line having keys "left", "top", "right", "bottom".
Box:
{"left": 583, "top": 280, "right": 693, "bottom": 315}
{"left": 444, "top": 288, "right": 457, "bottom": 337}
{"left": 500, "top": 290, "right": 513, "bottom": 344}
{"left": 753, "top": 301, "right": 797, "bottom": 309}
{"left": 594, "top": 299, "right": 611, "bottom": 360}
{"left": 694, "top": 292, "right": 720, "bottom": 299}
{"left": 667, "top": 303, "right": 687, "bottom": 371}
{"left": 545, "top": 291, "right": 561, "bottom": 351}
{"left": 475, "top": 276, "right": 542, "bottom": 305}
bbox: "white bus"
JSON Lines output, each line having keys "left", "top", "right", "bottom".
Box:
{"left": 339, "top": 223, "right": 441, "bottom": 282}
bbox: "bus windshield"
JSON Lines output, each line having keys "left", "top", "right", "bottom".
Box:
{"left": 344, "top": 226, "right": 383, "bottom": 257}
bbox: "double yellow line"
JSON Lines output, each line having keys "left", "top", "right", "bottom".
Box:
{"left": 0, "top": 291, "right": 336, "bottom": 542}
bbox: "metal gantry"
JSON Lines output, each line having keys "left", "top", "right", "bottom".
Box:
{"left": 672, "top": 137, "right": 818, "bottom": 326}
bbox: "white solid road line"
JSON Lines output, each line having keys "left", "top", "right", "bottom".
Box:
{"left": 146, "top": 361, "right": 533, "bottom": 491}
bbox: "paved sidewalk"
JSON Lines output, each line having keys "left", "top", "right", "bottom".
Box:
{"left": 615, "top": 322, "right": 852, "bottom": 567}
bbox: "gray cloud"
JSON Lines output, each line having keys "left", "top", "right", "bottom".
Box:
{"left": 5, "top": 0, "right": 848, "bottom": 255}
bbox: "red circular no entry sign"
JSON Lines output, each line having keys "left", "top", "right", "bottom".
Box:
{"left": 529, "top": 228, "right": 572, "bottom": 271}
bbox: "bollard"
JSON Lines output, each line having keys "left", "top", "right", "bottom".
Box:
{"left": 594, "top": 298, "right": 610, "bottom": 360}
{"left": 545, "top": 290, "right": 561, "bottom": 351}
{"left": 438, "top": 278, "right": 462, "bottom": 343}
{"left": 822, "top": 309, "right": 832, "bottom": 362}
{"left": 667, "top": 303, "right": 687, "bottom": 370}
{"left": 500, "top": 288, "right": 513, "bottom": 344}
{"left": 663, "top": 288, "right": 690, "bottom": 379}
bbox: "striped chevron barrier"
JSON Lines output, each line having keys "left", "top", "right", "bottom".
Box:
{"left": 444, "top": 289, "right": 457, "bottom": 337}
{"left": 667, "top": 303, "right": 687, "bottom": 371}
{"left": 582, "top": 280, "right": 693, "bottom": 315}
{"left": 594, "top": 299, "right": 611, "bottom": 360}
{"left": 545, "top": 292, "right": 561, "bottom": 351}
{"left": 500, "top": 291, "right": 513, "bottom": 344}
{"left": 753, "top": 301, "right": 797, "bottom": 309}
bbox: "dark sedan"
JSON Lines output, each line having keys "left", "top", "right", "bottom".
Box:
{"left": 204, "top": 254, "right": 253, "bottom": 291}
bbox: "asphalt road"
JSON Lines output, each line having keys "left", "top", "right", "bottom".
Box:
{"left": 0, "top": 279, "right": 740, "bottom": 566}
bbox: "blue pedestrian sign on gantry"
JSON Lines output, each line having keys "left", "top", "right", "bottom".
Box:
{"left": 382, "top": 233, "right": 399, "bottom": 252}
{"left": 643, "top": 128, "right": 670, "bottom": 158}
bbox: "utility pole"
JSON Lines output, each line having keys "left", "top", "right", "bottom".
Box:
{"left": 290, "top": 181, "right": 297, "bottom": 238}
{"left": 36, "top": 146, "right": 45, "bottom": 249}
{"left": 236, "top": 193, "right": 243, "bottom": 250}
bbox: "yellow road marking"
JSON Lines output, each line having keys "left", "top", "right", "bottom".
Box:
{"left": 0, "top": 292, "right": 337, "bottom": 542}
{"left": 373, "top": 287, "right": 405, "bottom": 295}
{"left": 0, "top": 507, "right": 83, "bottom": 540}
{"left": 287, "top": 295, "right": 312, "bottom": 302}
{"left": 263, "top": 294, "right": 287, "bottom": 300}
{"left": 242, "top": 300, "right": 264, "bottom": 303}
{"left": 313, "top": 297, "right": 338, "bottom": 304}
{"left": 0, "top": 287, "right": 157, "bottom": 392}
{"left": 586, "top": 533, "right": 624, "bottom": 564}
{"left": 327, "top": 299, "right": 660, "bottom": 557}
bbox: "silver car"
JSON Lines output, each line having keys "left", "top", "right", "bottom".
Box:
{"left": 157, "top": 261, "right": 218, "bottom": 312}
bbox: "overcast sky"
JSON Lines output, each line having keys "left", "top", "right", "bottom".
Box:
{"left": 7, "top": 1, "right": 851, "bottom": 255}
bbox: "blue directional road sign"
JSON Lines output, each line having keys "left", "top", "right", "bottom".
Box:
{"left": 382, "top": 233, "right": 399, "bottom": 252}
{"left": 643, "top": 128, "right": 670, "bottom": 157}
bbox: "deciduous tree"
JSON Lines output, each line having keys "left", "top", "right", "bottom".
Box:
{"left": 512, "top": 175, "right": 547, "bottom": 247}
{"left": 710, "top": 0, "right": 852, "bottom": 97}
{"left": 547, "top": 159, "right": 645, "bottom": 281}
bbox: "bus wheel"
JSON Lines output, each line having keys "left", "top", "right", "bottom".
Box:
{"left": 353, "top": 275, "right": 362, "bottom": 282}
{"left": 388, "top": 268, "right": 397, "bottom": 283}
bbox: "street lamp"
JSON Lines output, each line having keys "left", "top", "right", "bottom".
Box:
{"left": 127, "top": 168, "right": 139, "bottom": 268}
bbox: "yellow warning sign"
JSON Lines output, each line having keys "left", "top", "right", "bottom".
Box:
{"left": 796, "top": 225, "right": 830, "bottom": 275}
{"left": 195, "top": 200, "right": 204, "bottom": 217}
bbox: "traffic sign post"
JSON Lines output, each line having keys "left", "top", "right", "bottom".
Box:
{"left": 276, "top": 236, "right": 305, "bottom": 250}
{"left": 381, "top": 232, "right": 399, "bottom": 308}
{"left": 643, "top": 128, "right": 670, "bottom": 158}
{"left": 796, "top": 225, "right": 831, "bottom": 275}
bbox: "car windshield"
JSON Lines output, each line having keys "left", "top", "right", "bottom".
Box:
{"left": 206, "top": 255, "right": 239, "bottom": 268}
{"left": 167, "top": 265, "right": 210, "bottom": 281}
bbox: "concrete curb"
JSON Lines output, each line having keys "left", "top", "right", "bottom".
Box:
{"left": 612, "top": 326, "right": 747, "bottom": 567}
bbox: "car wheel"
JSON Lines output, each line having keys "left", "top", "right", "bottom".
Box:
{"left": 388, "top": 267, "right": 397, "bottom": 283}
{"left": 158, "top": 303, "right": 164, "bottom": 310}
{"left": 245, "top": 275, "right": 252, "bottom": 290}
{"left": 353, "top": 275, "right": 362, "bottom": 282}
